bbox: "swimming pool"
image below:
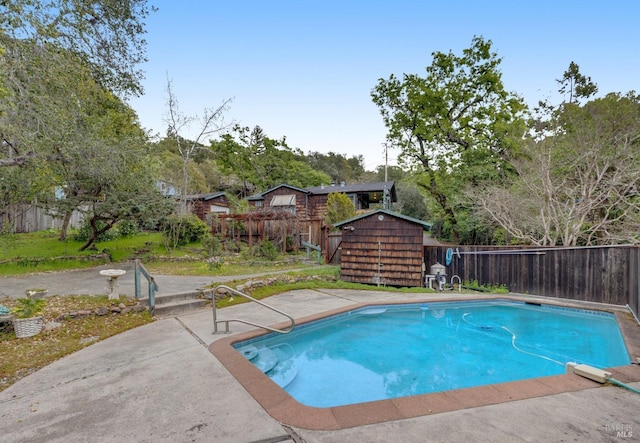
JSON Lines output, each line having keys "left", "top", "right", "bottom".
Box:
{"left": 233, "top": 299, "right": 630, "bottom": 408}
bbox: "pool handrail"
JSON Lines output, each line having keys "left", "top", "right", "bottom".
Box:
{"left": 212, "top": 285, "right": 295, "bottom": 334}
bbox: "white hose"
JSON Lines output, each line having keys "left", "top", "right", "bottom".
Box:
{"left": 501, "top": 326, "right": 564, "bottom": 366}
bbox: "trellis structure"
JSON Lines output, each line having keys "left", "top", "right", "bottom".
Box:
{"left": 213, "top": 209, "right": 323, "bottom": 254}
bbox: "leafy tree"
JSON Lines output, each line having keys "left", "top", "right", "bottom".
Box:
{"left": 306, "top": 151, "right": 365, "bottom": 183}
{"left": 395, "top": 181, "right": 430, "bottom": 221}
{"left": 44, "top": 87, "right": 174, "bottom": 250}
{"left": 371, "top": 36, "right": 527, "bottom": 243}
{"left": 557, "top": 61, "right": 598, "bottom": 104}
{"left": 325, "top": 192, "right": 356, "bottom": 225}
{"left": 213, "top": 125, "right": 331, "bottom": 196}
{"left": 1, "top": 0, "right": 157, "bottom": 241}
{"left": 1, "top": 0, "right": 154, "bottom": 97}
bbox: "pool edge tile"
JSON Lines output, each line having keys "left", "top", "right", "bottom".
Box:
{"left": 330, "top": 399, "right": 404, "bottom": 429}
{"left": 391, "top": 392, "right": 463, "bottom": 418}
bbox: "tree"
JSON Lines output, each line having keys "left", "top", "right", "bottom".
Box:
{"left": 557, "top": 61, "right": 598, "bottom": 104}
{"left": 213, "top": 125, "right": 331, "bottom": 196}
{"left": 371, "top": 36, "right": 527, "bottom": 242}
{"left": 1, "top": 1, "right": 155, "bottom": 237}
{"left": 41, "top": 85, "right": 174, "bottom": 250}
{"left": 164, "top": 75, "right": 232, "bottom": 209}
{"left": 476, "top": 92, "right": 640, "bottom": 246}
{"left": 1, "top": 0, "right": 154, "bottom": 97}
{"left": 325, "top": 192, "right": 356, "bottom": 225}
{"left": 306, "top": 151, "right": 365, "bottom": 183}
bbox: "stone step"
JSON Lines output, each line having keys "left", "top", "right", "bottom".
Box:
{"left": 152, "top": 299, "right": 208, "bottom": 317}
{"left": 139, "top": 291, "right": 209, "bottom": 316}
{"left": 139, "top": 291, "right": 201, "bottom": 305}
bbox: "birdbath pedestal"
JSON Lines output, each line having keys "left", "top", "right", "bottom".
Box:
{"left": 100, "top": 269, "right": 127, "bottom": 300}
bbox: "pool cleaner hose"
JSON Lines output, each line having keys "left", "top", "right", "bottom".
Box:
{"left": 566, "top": 362, "right": 640, "bottom": 395}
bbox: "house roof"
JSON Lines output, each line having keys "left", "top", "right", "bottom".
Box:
{"left": 183, "top": 192, "right": 227, "bottom": 201}
{"left": 246, "top": 184, "right": 309, "bottom": 201}
{"left": 248, "top": 181, "right": 398, "bottom": 201}
{"left": 333, "top": 208, "right": 432, "bottom": 231}
{"left": 306, "top": 181, "right": 397, "bottom": 200}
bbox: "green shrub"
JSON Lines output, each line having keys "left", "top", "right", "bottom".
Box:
{"left": 286, "top": 235, "right": 296, "bottom": 252}
{"left": 258, "top": 239, "right": 279, "bottom": 261}
{"left": 161, "top": 214, "right": 209, "bottom": 249}
{"left": 72, "top": 220, "right": 118, "bottom": 243}
{"left": 201, "top": 234, "right": 223, "bottom": 257}
{"left": 116, "top": 220, "right": 140, "bottom": 237}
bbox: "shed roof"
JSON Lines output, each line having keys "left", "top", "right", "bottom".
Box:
{"left": 333, "top": 209, "right": 432, "bottom": 231}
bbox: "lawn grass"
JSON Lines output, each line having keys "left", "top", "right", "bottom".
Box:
{"left": 0, "top": 231, "right": 316, "bottom": 277}
{"left": 0, "top": 231, "right": 168, "bottom": 276}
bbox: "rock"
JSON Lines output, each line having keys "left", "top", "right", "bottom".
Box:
{"left": 121, "top": 307, "right": 132, "bottom": 314}
{"left": 110, "top": 306, "right": 121, "bottom": 313}
{"left": 80, "top": 336, "right": 99, "bottom": 345}
{"left": 95, "top": 307, "right": 109, "bottom": 316}
{"left": 43, "top": 321, "right": 62, "bottom": 332}
{"left": 133, "top": 305, "right": 145, "bottom": 313}
{"left": 118, "top": 303, "right": 126, "bottom": 309}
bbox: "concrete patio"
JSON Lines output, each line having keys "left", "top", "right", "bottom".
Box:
{"left": 1, "top": 288, "right": 639, "bottom": 442}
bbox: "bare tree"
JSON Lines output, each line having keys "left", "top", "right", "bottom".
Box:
{"left": 474, "top": 92, "right": 640, "bottom": 246}
{"left": 164, "top": 74, "right": 232, "bottom": 210}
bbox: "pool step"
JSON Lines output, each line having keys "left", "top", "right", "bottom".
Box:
{"left": 237, "top": 345, "right": 298, "bottom": 388}
{"left": 139, "top": 291, "right": 208, "bottom": 316}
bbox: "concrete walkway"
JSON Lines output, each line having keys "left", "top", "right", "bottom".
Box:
{"left": 1, "top": 281, "right": 640, "bottom": 441}
{"left": 0, "top": 263, "right": 313, "bottom": 300}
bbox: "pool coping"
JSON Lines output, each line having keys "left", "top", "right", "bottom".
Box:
{"left": 208, "top": 294, "right": 640, "bottom": 431}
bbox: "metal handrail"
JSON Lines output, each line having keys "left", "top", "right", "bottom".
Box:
{"left": 134, "top": 259, "right": 159, "bottom": 314}
{"left": 212, "top": 285, "right": 295, "bottom": 334}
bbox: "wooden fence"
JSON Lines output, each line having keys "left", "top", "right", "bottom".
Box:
{"left": 214, "top": 212, "right": 325, "bottom": 254}
{"left": 2, "top": 204, "right": 84, "bottom": 233}
{"left": 424, "top": 245, "right": 640, "bottom": 319}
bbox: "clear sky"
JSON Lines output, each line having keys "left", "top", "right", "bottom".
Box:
{"left": 128, "top": 0, "right": 640, "bottom": 171}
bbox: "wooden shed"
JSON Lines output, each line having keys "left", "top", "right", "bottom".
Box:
{"left": 184, "top": 192, "right": 230, "bottom": 220}
{"left": 334, "top": 209, "right": 432, "bottom": 287}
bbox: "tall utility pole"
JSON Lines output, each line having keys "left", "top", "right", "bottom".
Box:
{"left": 383, "top": 143, "right": 388, "bottom": 182}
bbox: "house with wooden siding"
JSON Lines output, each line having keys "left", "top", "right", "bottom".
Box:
{"left": 184, "top": 192, "right": 230, "bottom": 220}
{"left": 334, "top": 209, "right": 432, "bottom": 287}
{"left": 247, "top": 181, "right": 397, "bottom": 219}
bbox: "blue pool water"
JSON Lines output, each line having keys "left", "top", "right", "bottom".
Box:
{"left": 234, "top": 300, "right": 630, "bottom": 408}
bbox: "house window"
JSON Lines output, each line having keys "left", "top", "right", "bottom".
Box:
{"left": 348, "top": 194, "right": 357, "bottom": 208}
{"left": 270, "top": 195, "right": 296, "bottom": 214}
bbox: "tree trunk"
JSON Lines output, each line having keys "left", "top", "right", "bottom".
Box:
{"left": 59, "top": 211, "right": 72, "bottom": 241}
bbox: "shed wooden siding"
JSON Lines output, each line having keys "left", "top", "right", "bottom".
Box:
{"left": 340, "top": 215, "right": 424, "bottom": 287}
{"left": 424, "top": 245, "right": 640, "bottom": 318}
